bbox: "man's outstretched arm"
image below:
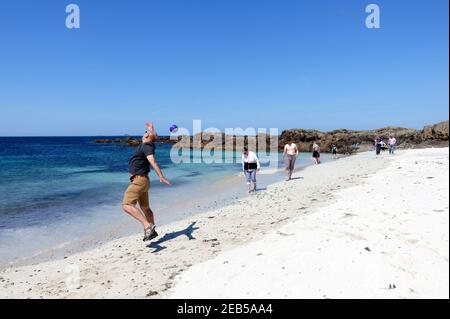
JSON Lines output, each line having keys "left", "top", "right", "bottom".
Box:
{"left": 147, "top": 154, "right": 171, "bottom": 185}
{"left": 145, "top": 122, "right": 158, "bottom": 140}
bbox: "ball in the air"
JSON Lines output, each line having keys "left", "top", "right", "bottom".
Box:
{"left": 169, "top": 124, "right": 178, "bottom": 133}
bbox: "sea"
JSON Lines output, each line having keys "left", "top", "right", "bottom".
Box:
{"left": 0, "top": 137, "right": 330, "bottom": 267}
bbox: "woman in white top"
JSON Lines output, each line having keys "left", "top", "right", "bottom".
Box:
{"left": 283, "top": 140, "right": 299, "bottom": 181}
{"left": 242, "top": 147, "right": 261, "bottom": 194}
{"left": 312, "top": 142, "right": 321, "bottom": 164}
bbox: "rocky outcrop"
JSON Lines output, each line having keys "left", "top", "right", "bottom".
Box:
{"left": 279, "top": 121, "right": 449, "bottom": 153}
{"left": 94, "top": 136, "right": 173, "bottom": 146}
{"left": 419, "top": 121, "right": 449, "bottom": 141}
{"left": 94, "top": 120, "right": 448, "bottom": 154}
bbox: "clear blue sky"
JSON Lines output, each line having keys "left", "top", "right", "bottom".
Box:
{"left": 0, "top": 0, "right": 448, "bottom": 136}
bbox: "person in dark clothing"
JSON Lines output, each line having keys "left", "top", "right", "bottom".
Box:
{"left": 122, "top": 122, "right": 171, "bottom": 241}
{"left": 331, "top": 144, "right": 338, "bottom": 159}
{"left": 312, "top": 142, "right": 321, "bottom": 164}
{"left": 374, "top": 136, "right": 383, "bottom": 156}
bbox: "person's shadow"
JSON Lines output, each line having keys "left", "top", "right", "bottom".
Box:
{"left": 147, "top": 222, "right": 199, "bottom": 253}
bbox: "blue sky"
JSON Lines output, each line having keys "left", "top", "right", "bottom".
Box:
{"left": 0, "top": 0, "right": 448, "bottom": 136}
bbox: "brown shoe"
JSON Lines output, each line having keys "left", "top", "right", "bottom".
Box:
{"left": 143, "top": 225, "right": 158, "bottom": 241}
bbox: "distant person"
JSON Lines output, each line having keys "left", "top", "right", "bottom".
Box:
{"left": 122, "top": 122, "right": 171, "bottom": 242}
{"left": 242, "top": 147, "right": 260, "bottom": 194}
{"left": 312, "top": 142, "right": 321, "bottom": 164}
{"left": 388, "top": 134, "right": 397, "bottom": 155}
{"left": 331, "top": 144, "right": 338, "bottom": 159}
{"left": 374, "top": 136, "right": 382, "bottom": 156}
{"left": 283, "top": 140, "right": 299, "bottom": 181}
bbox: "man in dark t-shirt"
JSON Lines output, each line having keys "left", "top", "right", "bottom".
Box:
{"left": 128, "top": 142, "right": 155, "bottom": 176}
{"left": 122, "top": 122, "right": 171, "bottom": 241}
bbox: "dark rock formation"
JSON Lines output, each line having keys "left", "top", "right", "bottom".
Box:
{"left": 94, "top": 139, "right": 113, "bottom": 144}
{"left": 279, "top": 121, "right": 449, "bottom": 154}
{"left": 94, "top": 136, "right": 174, "bottom": 147}
{"left": 419, "top": 121, "right": 449, "bottom": 141}
{"left": 94, "top": 121, "right": 448, "bottom": 154}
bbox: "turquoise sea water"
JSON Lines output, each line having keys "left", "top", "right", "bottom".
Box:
{"left": 0, "top": 137, "right": 330, "bottom": 266}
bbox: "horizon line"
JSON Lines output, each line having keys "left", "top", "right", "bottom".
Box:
{"left": 0, "top": 119, "right": 447, "bottom": 138}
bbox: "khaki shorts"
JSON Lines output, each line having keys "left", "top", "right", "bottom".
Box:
{"left": 122, "top": 176, "right": 150, "bottom": 207}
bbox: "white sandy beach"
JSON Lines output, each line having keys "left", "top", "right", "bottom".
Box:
{"left": 0, "top": 148, "right": 448, "bottom": 299}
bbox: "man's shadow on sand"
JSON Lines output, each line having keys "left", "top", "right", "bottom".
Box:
{"left": 147, "top": 222, "right": 199, "bottom": 253}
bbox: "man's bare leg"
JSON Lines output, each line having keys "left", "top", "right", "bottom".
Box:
{"left": 140, "top": 206, "right": 155, "bottom": 226}
{"left": 122, "top": 204, "right": 151, "bottom": 229}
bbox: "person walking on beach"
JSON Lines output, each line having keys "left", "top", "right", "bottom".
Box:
{"left": 312, "top": 142, "right": 321, "bottom": 164}
{"left": 283, "top": 140, "right": 299, "bottom": 181}
{"left": 331, "top": 144, "right": 338, "bottom": 159}
{"left": 122, "top": 122, "right": 171, "bottom": 241}
{"left": 374, "top": 136, "right": 383, "bottom": 156}
{"left": 388, "top": 134, "right": 397, "bottom": 155}
{"left": 242, "top": 147, "right": 261, "bottom": 194}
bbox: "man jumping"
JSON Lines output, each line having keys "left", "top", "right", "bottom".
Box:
{"left": 122, "top": 122, "right": 171, "bottom": 241}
